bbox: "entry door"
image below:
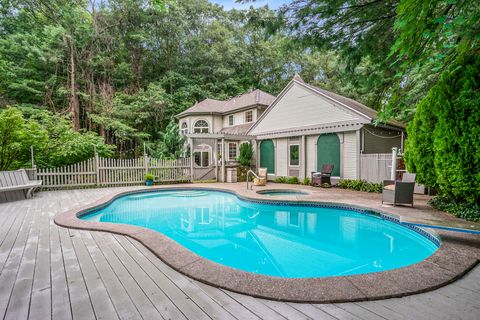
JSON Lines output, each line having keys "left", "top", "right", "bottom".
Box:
{"left": 317, "top": 134, "right": 340, "bottom": 176}
{"left": 260, "top": 140, "right": 275, "bottom": 175}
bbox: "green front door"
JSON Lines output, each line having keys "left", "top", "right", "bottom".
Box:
{"left": 260, "top": 140, "right": 275, "bottom": 175}
{"left": 317, "top": 133, "right": 340, "bottom": 176}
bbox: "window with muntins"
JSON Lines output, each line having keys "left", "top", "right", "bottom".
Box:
{"left": 180, "top": 122, "right": 188, "bottom": 135}
{"left": 194, "top": 151, "right": 210, "bottom": 167}
{"left": 228, "top": 143, "right": 237, "bottom": 160}
{"left": 228, "top": 115, "right": 234, "bottom": 126}
{"left": 193, "top": 120, "right": 209, "bottom": 133}
{"left": 289, "top": 144, "right": 299, "bottom": 166}
{"left": 245, "top": 110, "right": 253, "bottom": 123}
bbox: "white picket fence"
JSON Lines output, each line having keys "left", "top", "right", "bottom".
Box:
{"left": 359, "top": 153, "right": 392, "bottom": 183}
{"left": 33, "top": 155, "right": 191, "bottom": 189}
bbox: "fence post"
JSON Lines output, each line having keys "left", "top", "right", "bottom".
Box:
{"left": 94, "top": 146, "right": 100, "bottom": 186}
{"left": 144, "top": 142, "right": 149, "bottom": 175}
{"left": 391, "top": 147, "right": 398, "bottom": 180}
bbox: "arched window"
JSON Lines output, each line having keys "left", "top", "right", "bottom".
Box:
{"left": 193, "top": 120, "right": 209, "bottom": 133}
{"left": 180, "top": 122, "right": 188, "bottom": 135}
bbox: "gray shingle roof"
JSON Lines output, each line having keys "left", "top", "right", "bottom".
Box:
{"left": 220, "top": 123, "right": 253, "bottom": 135}
{"left": 177, "top": 89, "right": 275, "bottom": 117}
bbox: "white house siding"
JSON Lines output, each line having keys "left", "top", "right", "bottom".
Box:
{"left": 250, "top": 83, "right": 360, "bottom": 135}
{"left": 222, "top": 107, "right": 259, "bottom": 128}
{"left": 275, "top": 138, "right": 288, "bottom": 176}
{"left": 342, "top": 131, "right": 359, "bottom": 179}
{"left": 306, "top": 135, "right": 317, "bottom": 177}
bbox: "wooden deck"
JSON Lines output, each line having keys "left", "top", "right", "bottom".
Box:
{"left": 0, "top": 187, "right": 479, "bottom": 320}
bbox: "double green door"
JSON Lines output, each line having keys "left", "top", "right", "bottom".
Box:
{"left": 260, "top": 140, "right": 275, "bottom": 175}
{"left": 317, "top": 133, "right": 340, "bottom": 176}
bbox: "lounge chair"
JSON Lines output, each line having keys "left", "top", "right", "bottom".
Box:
{"left": 311, "top": 164, "right": 334, "bottom": 186}
{"left": 253, "top": 168, "right": 268, "bottom": 186}
{"left": 382, "top": 173, "right": 416, "bottom": 207}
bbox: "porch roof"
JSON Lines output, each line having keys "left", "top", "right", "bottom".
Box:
{"left": 186, "top": 132, "right": 256, "bottom": 140}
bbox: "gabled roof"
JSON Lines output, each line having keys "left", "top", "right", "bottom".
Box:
{"left": 177, "top": 89, "right": 275, "bottom": 117}
{"left": 248, "top": 75, "right": 405, "bottom": 135}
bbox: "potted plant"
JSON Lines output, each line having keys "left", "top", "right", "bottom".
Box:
{"left": 144, "top": 173, "right": 155, "bottom": 186}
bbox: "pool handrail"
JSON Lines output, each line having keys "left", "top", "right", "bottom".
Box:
{"left": 246, "top": 170, "right": 259, "bottom": 190}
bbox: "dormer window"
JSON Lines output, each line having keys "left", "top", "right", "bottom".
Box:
{"left": 229, "top": 115, "right": 234, "bottom": 126}
{"left": 180, "top": 122, "right": 188, "bottom": 135}
{"left": 193, "top": 120, "right": 209, "bottom": 133}
{"left": 245, "top": 110, "right": 253, "bottom": 123}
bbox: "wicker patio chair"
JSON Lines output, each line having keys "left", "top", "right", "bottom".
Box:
{"left": 311, "top": 164, "right": 334, "bottom": 186}
{"left": 253, "top": 168, "right": 268, "bottom": 186}
{"left": 382, "top": 173, "right": 416, "bottom": 207}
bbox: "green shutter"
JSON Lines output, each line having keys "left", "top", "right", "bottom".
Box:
{"left": 260, "top": 140, "right": 275, "bottom": 174}
{"left": 317, "top": 134, "right": 340, "bottom": 176}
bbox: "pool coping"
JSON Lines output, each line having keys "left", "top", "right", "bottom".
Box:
{"left": 54, "top": 186, "right": 480, "bottom": 303}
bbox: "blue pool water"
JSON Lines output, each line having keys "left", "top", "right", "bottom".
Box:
{"left": 82, "top": 190, "right": 438, "bottom": 278}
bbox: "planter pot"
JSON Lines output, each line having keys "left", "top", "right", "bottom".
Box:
{"left": 145, "top": 180, "right": 154, "bottom": 186}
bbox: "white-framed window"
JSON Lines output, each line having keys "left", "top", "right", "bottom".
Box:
{"left": 180, "top": 122, "right": 188, "bottom": 135}
{"left": 245, "top": 110, "right": 253, "bottom": 123}
{"left": 228, "top": 115, "right": 234, "bottom": 126}
{"left": 228, "top": 142, "right": 237, "bottom": 161}
{"left": 194, "top": 144, "right": 211, "bottom": 167}
{"left": 193, "top": 120, "right": 209, "bottom": 133}
{"left": 289, "top": 144, "right": 299, "bottom": 166}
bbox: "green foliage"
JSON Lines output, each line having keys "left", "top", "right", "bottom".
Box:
{"left": 274, "top": 176, "right": 288, "bottom": 184}
{"left": 337, "top": 179, "right": 383, "bottom": 193}
{"left": 152, "top": 119, "right": 185, "bottom": 160}
{"left": 405, "top": 54, "right": 480, "bottom": 204}
{"left": 429, "top": 195, "right": 480, "bottom": 222}
{"left": 144, "top": 173, "right": 155, "bottom": 181}
{"left": 274, "top": 176, "right": 300, "bottom": 184}
{"left": 0, "top": 107, "right": 114, "bottom": 170}
{"left": 302, "top": 177, "right": 311, "bottom": 186}
{"left": 238, "top": 142, "right": 254, "bottom": 166}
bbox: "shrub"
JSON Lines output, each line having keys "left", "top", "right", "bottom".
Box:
{"left": 238, "top": 142, "right": 253, "bottom": 166}
{"left": 404, "top": 54, "right": 480, "bottom": 204}
{"left": 302, "top": 177, "right": 311, "bottom": 185}
{"left": 338, "top": 179, "right": 383, "bottom": 193}
{"left": 286, "top": 176, "right": 299, "bottom": 184}
{"left": 144, "top": 173, "right": 155, "bottom": 181}
{"left": 274, "top": 176, "right": 288, "bottom": 183}
{"left": 429, "top": 195, "right": 480, "bottom": 222}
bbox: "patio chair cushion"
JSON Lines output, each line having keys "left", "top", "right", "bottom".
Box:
{"left": 258, "top": 168, "right": 268, "bottom": 178}
{"left": 384, "top": 184, "right": 395, "bottom": 191}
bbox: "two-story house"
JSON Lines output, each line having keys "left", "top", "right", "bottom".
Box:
{"left": 178, "top": 75, "right": 406, "bottom": 183}
{"left": 177, "top": 89, "right": 276, "bottom": 181}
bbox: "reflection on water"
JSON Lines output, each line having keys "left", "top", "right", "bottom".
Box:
{"left": 83, "top": 190, "right": 437, "bottom": 278}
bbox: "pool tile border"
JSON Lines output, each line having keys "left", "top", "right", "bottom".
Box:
{"left": 54, "top": 186, "right": 479, "bottom": 303}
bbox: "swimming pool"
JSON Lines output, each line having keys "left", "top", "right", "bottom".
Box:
{"left": 81, "top": 189, "right": 438, "bottom": 278}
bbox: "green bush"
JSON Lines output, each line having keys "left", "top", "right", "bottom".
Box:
{"left": 404, "top": 54, "right": 480, "bottom": 204}
{"left": 238, "top": 142, "right": 254, "bottom": 166}
{"left": 337, "top": 179, "right": 383, "bottom": 193}
{"left": 302, "top": 177, "right": 311, "bottom": 185}
{"left": 274, "top": 176, "right": 288, "bottom": 183}
{"left": 144, "top": 173, "right": 155, "bottom": 181}
{"left": 429, "top": 196, "right": 480, "bottom": 222}
{"left": 286, "top": 176, "right": 299, "bottom": 184}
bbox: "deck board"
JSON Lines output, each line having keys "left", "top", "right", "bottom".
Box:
{"left": 0, "top": 187, "right": 479, "bottom": 320}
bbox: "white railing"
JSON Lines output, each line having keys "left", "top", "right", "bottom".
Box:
{"left": 359, "top": 153, "right": 392, "bottom": 183}
{"left": 35, "top": 155, "right": 191, "bottom": 189}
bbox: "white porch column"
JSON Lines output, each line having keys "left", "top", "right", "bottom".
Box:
{"left": 221, "top": 138, "right": 225, "bottom": 182}
{"left": 302, "top": 135, "right": 306, "bottom": 179}
{"left": 255, "top": 140, "right": 260, "bottom": 169}
{"left": 214, "top": 139, "right": 218, "bottom": 181}
{"left": 189, "top": 138, "right": 194, "bottom": 182}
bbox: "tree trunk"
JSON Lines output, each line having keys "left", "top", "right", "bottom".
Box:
{"left": 66, "top": 35, "right": 81, "bottom": 131}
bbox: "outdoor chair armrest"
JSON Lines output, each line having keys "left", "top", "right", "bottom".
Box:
{"left": 383, "top": 180, "right": 395, "bottom": 187}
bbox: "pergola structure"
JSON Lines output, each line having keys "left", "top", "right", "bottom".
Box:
{"left": 186, "top": 132, "right": 256, "bottom": 182}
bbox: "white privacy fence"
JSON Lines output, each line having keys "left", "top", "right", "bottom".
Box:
{"left": 30, "top": 155, "right": 191, "bottom": 189}
{"left": 359, "top": 153, "right": 393, "bottom": 183}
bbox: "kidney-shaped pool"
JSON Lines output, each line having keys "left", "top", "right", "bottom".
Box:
{"left": 81, "top": 189, "right": 438, "bottom": 278}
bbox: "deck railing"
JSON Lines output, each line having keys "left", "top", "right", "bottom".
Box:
{"left": 33, "top": 155, "right": 191, "bottom": 189}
